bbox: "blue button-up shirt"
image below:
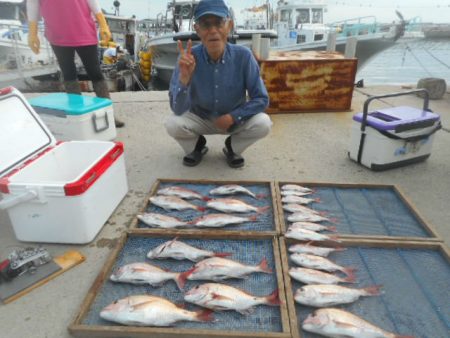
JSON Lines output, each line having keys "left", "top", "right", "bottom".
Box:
{"left": 169, "top": 43, "right": 269, "bottom": 125}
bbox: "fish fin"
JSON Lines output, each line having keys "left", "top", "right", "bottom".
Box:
{"left": 333, "top": 319, "right": 359, "bottom": 330}
{"left": 265, "top": 289, "right": 280, "bottom": 306}
{"left": 249, "top": 215, "right": 258, "bottom": 222}
{"left": 327, "top": 226, "right": 337, "bottom": 232}
{"left": 130, "top": 267, "right": 151, "bottom": 273}
{"left": 257, "top": 206, "right": 270, "bottom": 214}
{"left": 237, "top": 308, "right": 254, "bottom": 315}
{"left": 214, "top": 252, "right": 232, "bottom": 258}
{"left": 342, "top": 267, "right": 357, "bottom": 279}
{"left": 175, "top": 302, "right": 185, "bottom": 309}
{"left": 130, "top": 300, "right": 155, "bottom": 311}
{"left": 197, "top": 206, "right": 206, "bottom": 212}
{"left": 258, "top": 257, "right": 272, "bottom": 273}
{"left": 202, "top": 196, "right": 211, "bottom": 201}
{"left": 256, "top": 193, "right": 266, "bottom": 199}
{"left": 333, "top": 246, "right": 346, "bottom": 252}
{"left": 196, "top": 309, "right": 215, "bottom": 322}
{"left": 176, "top": 267, "right": 196, "bottom": 290}
{"left": 343, "top": 274, "right": 357, "bottom": 283}
{"left": 329, "top": 217, "right": 339, "bottom": 223}
{"left": 363, "top": 285, "right": 383, "bottom": 296}
{"left": 212, "top": 293, "right": 233, "bottom": 301}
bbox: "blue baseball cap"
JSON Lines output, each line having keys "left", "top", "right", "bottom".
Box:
{"left": 194, "top": 0, "right": 229, "bottom": 21}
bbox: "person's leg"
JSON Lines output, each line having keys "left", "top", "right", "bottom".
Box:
{"left": 51, "top": 45, "right": 81, "bottom": 94}
{"left": 165, "top": 112, "right": 221, "bottom": 166}
{"left": 223, "top": 113, "right": 272, "bottom": 168}
{"left": 76, "top": 45, "right": 124, "bottom": 127}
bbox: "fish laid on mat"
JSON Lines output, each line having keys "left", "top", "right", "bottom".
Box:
{"left": 100, "top": 295, "right": 214, "bottom": 326}
{"left": 149, "top": 195, "right": 205, "bottom": 212}
{"left": 147, "top": 238, "right": 231, "bottom": 262}
{"left": 282, "top": 203, "right": 322, "bottom": 215}
{"left": 302, "top": 308, "right": 414, "bottom": 338}
{"left": 189, "top": 213, "right": 257, "bottom": 228}
{"left": 289, "top": 222, "right": 337, "bottom": 233}
{"left": 281, "top": 195, "right": 321, "bottom": 204}
{"left": 206, "top": 198, "right": 269, "bottom": 213}
{"left": 137, "top": 213, "right": 189, "bottom": 228}
{"left": 288, "top": 212, "right": 333, "bottom": 223}
{"left": 288, "top": 243, "right": 345, "bottom": 257}
{"left": 184, "top": 283, "right": 279, "bottom": 315}
{"left": 294, "top": 284, "right": 382, "bottom": 307}
{"left": 281, "top": 184, "right": 313, "bottom": 193}
{"left": 209, "top": 184, "right": 264, "bottom": 199}
{"left": 289, "top": 267, "right": 356, "bottom": 285}
{"left": 280, "top": 190, "right": 312, "bottom": 197}
{"left": 282, "top": 196, "right": 319, "bottom": 206}
{"left": 285, "top": 228, "right": 340, "bottom": 242}
{"left": 290, "top": 253, "right": 355, "bottom": 277}
{"left": 187, "top": 257, "right": 272, "bottom": 281}
{"left": 110, "top": 262, "right": 193, "bottom": 290}
{"left": 157, "top": 186, "right": 208, "bottom": 200}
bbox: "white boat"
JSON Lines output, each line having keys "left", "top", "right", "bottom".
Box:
{"left": 146, "top": 0, "right": 276, "bottom": 86}
{"left": 422, "top": 23, "right": 450, "bottom": 39}
{"left": 271, "top": 0, "right": 405, "bottom": 69}
{"left": 0, "top": 0, "right": 54, "bottom": 68}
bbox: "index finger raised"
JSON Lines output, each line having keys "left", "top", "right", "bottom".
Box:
{"left": 186, "top": 39, "right": 192, "bottom": 55}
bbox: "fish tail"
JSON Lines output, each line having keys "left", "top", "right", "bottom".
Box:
{"left": 342, "top": 267, "right": 357, "bottom": 279}
{"left": 258, "top": 257, "right": 272, "bottom": 273}
{"left": 256, "top": 193, "right": 267, "bottom": 199}
{"left": 329, "top": 234, "right": 341, "bottom": 242}
{"left": 202, "top": 196, "right": 211, "bottom": 201}
{"left": 327, "top": 226, "right": 337, "bottom": 232}
{"left": 197, "top": 206, "right": 206, "bottom": 212}
{"left": 333, "top": 246, "right": 346, "bottom": 252}
{"left": 343, "top": 273, "right": 357, "bottom": 283}
{"left": 329, "top": 217, "right": 339, "bottom": 223}
{"left": 249, "top": 215, "right": 258, "bottom": 222}
{"left": 257, "top": 206, "right": 270, "bottom": 214}
{"left": 195, "top": 309, "right": 214, "bottom": 322}
{"left": 363, "top": 284, "right": 383, "bottom": 296}
{"left": 176, "top": 267, "right": 196, "bottom": 290}
{"left": 318, "top": 210, "right": 328, "bottom": 216}
{"left": 265, "top": 289, "right": 280, "bottom": 306}
{"left": 314, "top": 197, "right": 321, "bottom": 203}
{"left": 214, "top": 252, "right": 232, "bottom": 258}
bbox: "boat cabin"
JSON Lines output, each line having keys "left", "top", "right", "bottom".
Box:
{"left": 274, "top": 0, "right": 328, "bottom": 46}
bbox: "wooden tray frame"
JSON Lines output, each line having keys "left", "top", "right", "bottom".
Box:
{"left": 279, "top": 237, "right": 449, "bottom": 338}
{"left": 275, "top": 181, "right": 442, "bottom": 242}
{"left": 129, "top": 178, "right": 282, "bottom": 235}
{"left": 69, "top": 231, "right": 291, "bottom": 338}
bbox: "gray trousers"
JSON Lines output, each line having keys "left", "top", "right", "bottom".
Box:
{"left": 165, "top": 112, "right": 272, "bottom": 155}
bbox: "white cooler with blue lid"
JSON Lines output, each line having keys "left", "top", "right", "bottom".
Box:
{"left": 348, "top": 90, "right": 441, "bottom": 171}
{"left": 28, "top": 93, "right": 116, "bottom": 141}
{"left": 0, "top": 87, "right": 128, "bottom": 244}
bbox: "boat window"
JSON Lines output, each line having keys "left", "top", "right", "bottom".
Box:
{"left": 297, "top": 35, "right": 306, "bottom": 43}
{"left": 280, "top": 9, "right": 291, "bottom": 23}
{"left": 311, "top": 9, "right": 322, "bottom": 24}
{"left": 314, "top": 34, "right": 323, "bottom": 41}
{"left": 296, "top": 9, "right": 310, "bottom": 25}
{"left": 0, "top": 4, "right": 19, "bottom": 21}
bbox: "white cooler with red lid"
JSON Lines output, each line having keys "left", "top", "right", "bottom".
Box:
{"left": 0, "top": 87, "right": 128, "bottom": 244}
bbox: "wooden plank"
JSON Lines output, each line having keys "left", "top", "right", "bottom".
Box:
{"left": 4, "top": 250, "right": 85, "bottom": 304}
{"left": 70, "top": 232, "right": 291, "bottom": 338}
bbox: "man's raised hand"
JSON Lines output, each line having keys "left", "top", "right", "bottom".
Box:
{"left": 178, "top": 39, "right": 196, "bottom": 86}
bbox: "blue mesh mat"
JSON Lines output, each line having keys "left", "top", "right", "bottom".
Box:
{"left": 281, "top": 185, "right": 432, "bottom": 238}
{"left": 82, "top": 236, "right": 283, "bottom": 332}
{"left": 138, "top": 182, "right": 275, "bottom": 232}
{"left": 286, "top": 244, "right": 450, "bottom": 338}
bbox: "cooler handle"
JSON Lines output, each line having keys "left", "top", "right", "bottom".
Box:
{"left": 0, "top": 190, "right": 37, "bottom": 210}
{"left": 357, "top": 89, "right": 430, "bottom": 164}
{"left": 92, "top": 112, "right": 110, "bottom": 133}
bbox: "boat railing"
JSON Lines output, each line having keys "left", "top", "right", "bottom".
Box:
{"left": 0, "top": 22, "right": 59, "bottom": 83}
{"left": 328, "top": 16, "right": 381, "bottom": 37}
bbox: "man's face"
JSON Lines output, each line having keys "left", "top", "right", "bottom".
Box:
{"left": 195, "top": 15, "right": 233, "bottom": 59}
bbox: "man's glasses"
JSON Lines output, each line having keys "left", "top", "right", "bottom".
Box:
{"left": 196, "top": 18, "right": 228, "bottom": 31}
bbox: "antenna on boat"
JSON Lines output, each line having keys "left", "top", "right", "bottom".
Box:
{"left": 113, "top": 0, "right": 120, "bottom": 16}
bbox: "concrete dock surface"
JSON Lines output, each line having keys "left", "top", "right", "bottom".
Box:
{"left": 1, "top": 85, "right": 449, "bottom": 338}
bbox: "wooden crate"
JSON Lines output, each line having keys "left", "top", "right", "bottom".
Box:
{"left": 280, "top": 237, "right": 450, "bottom": 338}
{"left": 276, "top": 181, "right": 442, "bottom": 242}
{"left": 130, "top": 178, "right": 281, "bottom": 235}
{"left": 260, "top": 51, "right": 357, "bottom": 113}
{"left": 69, "top": 232, "right": 291, "bottom": 338}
